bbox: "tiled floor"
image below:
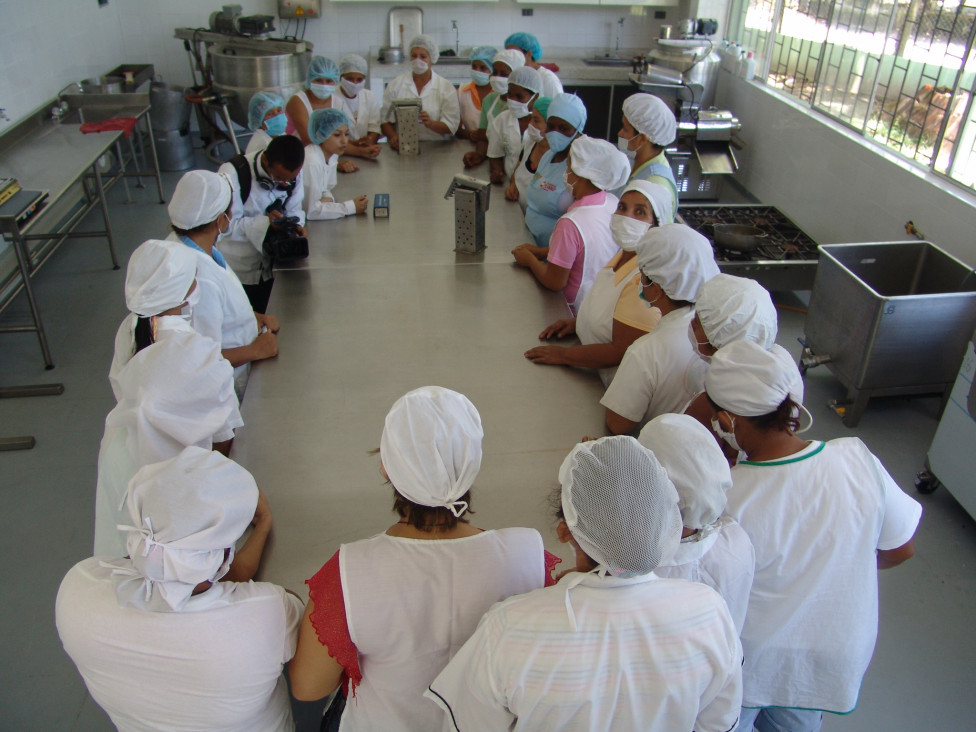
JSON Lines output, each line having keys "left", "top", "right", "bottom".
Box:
{"left": 1, "top": 148, "right": 974, "bottom": 731}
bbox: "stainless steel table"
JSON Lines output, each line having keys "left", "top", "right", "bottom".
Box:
{"left": 233, "top": 142, "right": 607, "bottom": 592}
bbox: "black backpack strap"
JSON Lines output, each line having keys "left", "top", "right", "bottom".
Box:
{"left": 229, "top": 153, "right": 251, "bottom": 204}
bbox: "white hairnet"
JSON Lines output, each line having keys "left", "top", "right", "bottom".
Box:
{"left": 635, "top": 223, "right": 720, "bottom": 302}
{"left": 168, "top": 170, "right": 232, "bottom": 230}
{"left": 638, "top": 414, "right": 730, "bottom": 530}
{"left": 623, "top": 93, "right": 677, "bottom": 147}
{"left": 492, "top": 48, "right": 525, "bottom": 72}
{"left": 340, "top": 53, "right": 368, "bottom": 76}
{"left": 124, "top": 240, "right": 197, "bottom": 317}
{"left": 507, "top": 65, "right": 542, "bottom": 95}
{"left": 569, "top": 135, "right": 631, "bottom": 192}
{"left": 559, "top": 436, "right": 682, "bottom": 576}
{"left": 620, "top": 179, "right": 675, "bottom": 226}
{"left": 706, "top": 340, "right": 804, "bottom": 416}
{"left": 697, "top": 274, "right": 778, "bottom": 350}
{"left": 110, "top": 446, "right": 257, "bottom": 612}
{"left": 409, "top": 34, "right": 439, "bottom": 64}
{"left": 380, "top": 386, "right": 483, "bottom": 516}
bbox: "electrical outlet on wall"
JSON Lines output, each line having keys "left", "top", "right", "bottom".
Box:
{"left": 522, "top": 8, "right": 533, "bottom": 17}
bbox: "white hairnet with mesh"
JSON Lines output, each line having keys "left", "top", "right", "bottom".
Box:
{"left": 622, "top": 93, "right": 677, "bottom": 146}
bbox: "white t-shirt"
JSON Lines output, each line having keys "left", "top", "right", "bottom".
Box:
{"left": 303, "top": 144, "right": 356, "bottom": 220}
{"left": 56, "top": 557, "right": 303, "bottom": 732}
{"left": 601, "top": 307, "right": 708, "bottom": 426}
{"left": 334, "top": 88, "right": 381, "bottom": 140}
{"left": 726, "top": 438, "right": 923, "bottom": 712}
{"left": 536, "top": 65, "right": 563, "bottom": 98}
{"left": 427, "top": 572, "right": 742, "bottom": 732}
{"left": 486, "top": 109, "right": 525, "bottom": 179}
{"left": 654, "top": 517, "right": 756, "bottom": 635}
{"left": 245, "top": 128, "right": 272, "bottom": 156}
{"left": 337, "top": 529, "right": 546, "bottom": 732}
{"left": 381, "top": 72, "right": 461, "bottom": 139}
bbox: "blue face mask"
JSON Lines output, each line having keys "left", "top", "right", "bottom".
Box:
{"left": 309, "top": 82, "right": 335, "bottom": 100}
{"left": 263, "top": 113, "right": 287, "bottom": 137}
{"left": 546, "top": 130, "right": 574, "bottom": 153}
{"left": 471, "top": 69, "right": 490, "bottom": 86}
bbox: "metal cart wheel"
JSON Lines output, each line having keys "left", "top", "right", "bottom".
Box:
{"left": 915, "top": 467, "right": 941, "bottom": 495}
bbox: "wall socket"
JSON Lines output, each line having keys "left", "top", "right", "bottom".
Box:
{"left": 522, "top": 8, "right": 533, "bottom": 16}
{"left": 654, "top": 10, "right": 667, "bottom": 19}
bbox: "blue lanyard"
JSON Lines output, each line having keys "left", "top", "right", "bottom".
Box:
{"left": 180, "top": 235, "right": 227, "bottom": 270}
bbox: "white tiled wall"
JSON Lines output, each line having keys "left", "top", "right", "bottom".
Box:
{"left": 1, "top": 0, "right": 691, "bottom": 131}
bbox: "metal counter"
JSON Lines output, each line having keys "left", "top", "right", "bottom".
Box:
{"left": 234, "top": 142, "right": 604, "bottom": 592}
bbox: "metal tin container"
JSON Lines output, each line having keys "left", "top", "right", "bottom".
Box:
{"left": 804, "top": 241, "right": 976, "bottom": 426}
{"left": 210, "top": 44, "right": 310, "bottom": 126}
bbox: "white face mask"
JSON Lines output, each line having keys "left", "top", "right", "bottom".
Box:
{"left": 340, "top": 78, "right": 364, "bottom": 97}
{"left": 609, "top": 214, "right": 650, "bottom": 251}
{"left": 617, "top": 134, "right": 639, "bottom": 161}
{"left": 687, "top": 322, "right": 712, "bottom": 363}
{"left": 525, "top": 125, "right": 543, "bottom": 143}
{"left": 490, "top": 76, "right": 509, "bottom": 95}
{"left": 181, "top": 284, "right": 201, "bottom": 320}
{"left": 711, "top": 415, "right": 743, "bottom": 454}
{"left": 216, "top": 212, "right": 230, "bottom": 242}
{"left": 508, "top": 98, "right": 532, "bottom": 119}
{"left": 411, "top": 58, "right": 430, "bottom": 75}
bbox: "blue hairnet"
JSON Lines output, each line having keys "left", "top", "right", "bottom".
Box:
{"left": 533, "top": 96, "right": 552, "bottom": 120}
{"left": 505, "top": 32, "right": 543, "bottom": 61}
{"left": 247, "top": 91, "right": 284, "bottom": 132}
{"left": 547, "top": 93, "right": 587, "bottom": 132}
{"left": 470, "top": 46, "right": 497, "bottom": 67}
{"left": 408, "top": 34, "right": 439, "bottom": 64}
{"left": 308, "top": 108, "right": 352, "bottom": 145}
{"left": 306, "top": 56, "right": 340, "bottom": 87}
{"left": 339, "top": 53, "right": 368, "bottom": 77}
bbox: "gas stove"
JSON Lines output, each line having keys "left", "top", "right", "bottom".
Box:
{"left": 677, "top": 204, "right": 820, "bottom": 291}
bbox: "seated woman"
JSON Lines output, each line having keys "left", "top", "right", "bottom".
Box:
{"left": 303, "top": 108, "right": 368, "bottom": 220}
{"left": 97, "top": 240, "right": 242, "bottom": 558}
{"left": 504, "top": 31, "right": 563, "bottom": 98}
{"left": 505, "top": 95, "right": 550, "bottom": 209}
{"left": 288, "top": 386, "right": 557, "bottom": 732}
{"left": 600, "top": 224, "right": 719, "bottom": 434}
{"left": 428, "top": 436, "right": 742, "bottom": 731}
{"left": 168, "top": 169, "right": 280, "bottom": 401}
{"left": 245, "top": 91, "right": 287, "bottom": 155}
{"left": 461, "top": 48, "right": 524, "bottom": 168}
{"left": 522, "top": 92, "right": 586, "bottom": 246}
{"left": 615, "top": 93, "right": 679, "bottom": 218}
{"left": 486, "top": 65, "right": 541, "bottom": 184}
{"left": 638, "top": 413, "right": 755, "bottom": 634}
{"left": 524, "top": 180, "right": 674, "bottom": 387}
{"left": 59, "top": 447, "right": 297, "bottom": 731}
{"left": 512, "top": 135, "right": 630, "bottom": 314}
{"left": 333, "top": 54, "right": 382, "bottom": 160}
{"left": 456, "top": 45, "right": 497, "bottom": 140}
{"left": 287, "top": 56, "right": 341, "bottom": 146}
{"left": 380, "top": 35, "right": 461, "bottom": 151}
{"left": 704, "top": 340, "right": 920, "bottom": 732}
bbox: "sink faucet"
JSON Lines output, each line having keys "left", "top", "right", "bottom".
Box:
{"left": 452, "top": 20, "right": 459, "bottom": 56}
{"left": 615, "top": 16, "right": 625, "bottom": 57}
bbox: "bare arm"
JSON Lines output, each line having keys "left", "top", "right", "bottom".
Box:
{"left": 224, "top": 489, "right": 272, "bottom": 582}
{"left": 289, "top": 599, "right": 345, "bottom": 701}
{"left": 878, "top": 538, "right": 915, "bottom": 569}
{"left": 380, "top": 122, "right": 399, "bottom": 151}
{"left": 525, "top": 318, "right": 647, "bottom": 369}
{"left": 287, "top": 95, "right": 313, "bottom": 146}
{"left": 605, "top": 408, "right": 638, "bottom": 436}
{"left": 488, "top": 157, "right": 506, "bottom": 184}
{"left": 527, "top": 258, "right": 570, "bottom": 292}
{"left": 221, "top": 330, "right": 278, "bottom": 368}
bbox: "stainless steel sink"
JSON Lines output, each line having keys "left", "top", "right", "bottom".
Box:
{"left": 583, "top": 56, "right": 633, "bottom": 67}
{"left": 436, "top": 56, "right": 471, "bottom": 65}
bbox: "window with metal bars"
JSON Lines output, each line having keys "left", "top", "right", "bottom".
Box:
{"left": 730, "top": 0, "right": 976, "bottom": 191}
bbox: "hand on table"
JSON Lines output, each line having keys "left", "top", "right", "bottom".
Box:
{"left": 253, "top": 330, "right": 278, "bottom": 360}
{"left": 524, "top": 345, "right": 569, "bottom": 365}
{"left": 337, "top": 160, "right": 359, "bottom": 173}
{"left": 256, "top": 312, "right": 280, "bottom": 333}
{"left": 388, "top": 132, "right": 400, "bottom": 151}
{"left": 463, "top": 151, "right": 484, "bottom": 168}
{"left": 353, "top": 195, "right": 369, "bottom": 215}
{"left": 538, "top": 318, "right": 576, "bottom": 340}
{"left": 504, "top": 181, "right": 519, "bottom": 202}
{"left": 511, "top": 243, "right": 539, "bottom": 267}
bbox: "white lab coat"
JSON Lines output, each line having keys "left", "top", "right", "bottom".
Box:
{"left": 94, "top": 316, "right": 242, "bottom": 558}
{"left": 334, "top": 88, "right": 382, "bottom": 140}
{"left": 486, "top": 109, "right": 526, "bottom": 180}
{"left": 245, "top": 128, "right": 272, "bottom": 156}
{"left": 536, "top": 65, "right": 563, "bottom": 99}
{"left": 217, "top": 151, "right": 306, "bottom": 285}
{"left": 381, "top": 72, "right": 461, "bottom": 139}
{"left": 302, "top": 145, "right": 356, "bottom": 220}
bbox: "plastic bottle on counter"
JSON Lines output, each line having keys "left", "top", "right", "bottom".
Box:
{"left": 740, "top": 51, "right": 757, "bottom": 81}
{"left": 736, "top": 49, "right": 747, "bottom": 75}
{"left": 722, "top": 43, "right": 739, "bottom": 72}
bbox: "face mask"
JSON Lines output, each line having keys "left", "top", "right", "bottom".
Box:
{"left": 562, "top": 169, "right": 576, "bottom": 192}
{"left": 610, "top": 214, "right": 650, "bottom": 251}
{"left": 216, "top": 212, "right": 231, "bottom": 241}
{"left": 181, "top": 284, "right": 201, "bottom": 320}
{"left": 525, "top": 125, "right": 543, "bottom": 143}
{"left": 309, "top": 82, "right": 335, "bottom": 100}
{"left": 508, "top": 99, "right": 532, "bottom": 119}
{"left": 471, "top": 69, "right": 490, "bottom": 86}
{"left": 411, "top": 58, "right": 430, "bottom": 75}
{"left": 340, "top": 78, "right": 364, "bottom": 97}
{"left": 263, "top": 113, "right": 287, "bottom": 137}
{"left": 711, "top": 415, "right": 743, "bottom": 454}
{"left": 688, "top": 323, "right": 712, "bottom": 363}
{"left": 637, "top": 280, "right": 660, "bottom": 308}
{"left": 617, "top": 134, "right": 639, "bottom": 161}
{"left": 546, "top": 130, "right": 573, "bottom": 153}
{"left": 490, "top": 76, "right": 509, "bottom": 95}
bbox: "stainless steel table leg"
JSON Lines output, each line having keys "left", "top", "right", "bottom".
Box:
{"left": 7, "top": 230, "right": 55, "bottom": 369}
{"left": 128, "top": 135, "right": 145, "bottom": 188}
{"left": 91, "top": 162, "right": 120, "bottom": 270}
{"left": 114, "top": 141, "right": 132, "bottom": 203}
{"left": 143, "top": 122, "right": 166, "bottom": 204}
{"left": 219, "top": 104, "right": 241, "bottom": 155}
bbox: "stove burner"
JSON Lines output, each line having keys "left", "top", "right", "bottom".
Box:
{"left": 678, "top": 205, "right": 820, "bottom": 263}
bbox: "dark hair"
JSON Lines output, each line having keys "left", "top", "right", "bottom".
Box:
{"left": 392, "top": 488, "right": 473, "bottom": 532}
{"left": 672, "top": 298, "right": 695, "bottom": 309}
{"left": 706, "top": 393, "right": 800, "bottom": 434}
{"left": 134, "top": 316, "right": 154, "bottom": 354}
{"left": 265, "top": 134, "right": 305, "bottom": 171}
{"left": 549, "top": 484, "right": 564, "bottom": 521}
{"left": 171, "top": 222, "right": 212, "bottom": 237}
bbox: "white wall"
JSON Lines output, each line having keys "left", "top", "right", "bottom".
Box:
{"left": 717, "top": 71, "right": 976, "bottom": 266}
{"left": 0, "top": 0, "right": 687, "bottom": 130}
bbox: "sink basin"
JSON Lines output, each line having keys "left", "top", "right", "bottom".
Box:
{"left": 583, "top": 56, "right": 633, "bottom": 68}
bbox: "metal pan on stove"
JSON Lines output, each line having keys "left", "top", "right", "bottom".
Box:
{"left": 712, "top": 223, "right": 766, "bottom": 252}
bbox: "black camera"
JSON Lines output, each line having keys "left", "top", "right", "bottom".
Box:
{"left": 263, "top": 201, "right": 309, "bottom": 261}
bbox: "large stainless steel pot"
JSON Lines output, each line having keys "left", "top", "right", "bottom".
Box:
{"left": 647, "top": 40, "right": 720, "bottom": 107}
{"left": 210, "top": 44, "right": 310, "bottom": 127}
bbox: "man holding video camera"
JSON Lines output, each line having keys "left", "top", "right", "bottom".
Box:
{"left": 219, "top": 135, "right": 308, "bottom": 313}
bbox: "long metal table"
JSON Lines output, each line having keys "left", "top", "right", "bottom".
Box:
{"left": 233, "top": 142, "right": 606, "bottom": 592}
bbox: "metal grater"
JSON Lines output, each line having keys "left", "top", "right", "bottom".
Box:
{"left": 392, "top": 99, "right": 422, "bottom": 155}
{"left": 444, "top": 175, "right": 491, "bottom": 253}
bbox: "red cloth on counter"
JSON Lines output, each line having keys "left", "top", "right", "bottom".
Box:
{"left": 80, "top": 117, "right": 138, "bottom": 138}
{"left": 540, "top": 62, "right": 560, "bottom": 73}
